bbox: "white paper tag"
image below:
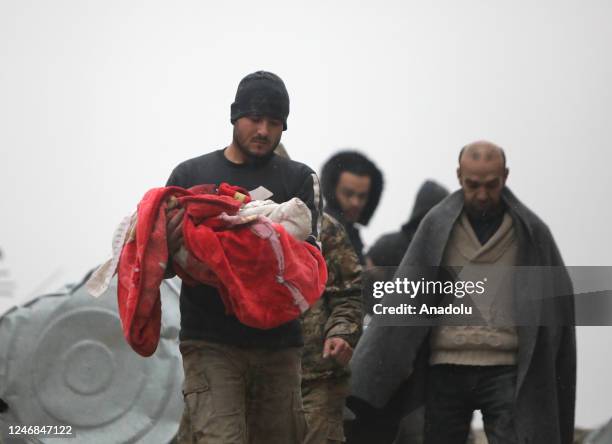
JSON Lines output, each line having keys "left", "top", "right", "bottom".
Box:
{"left": 249, "top": 186, "right": 274, "bottom": 201}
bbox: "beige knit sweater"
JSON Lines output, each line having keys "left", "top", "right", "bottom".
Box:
{"left": 429, "top": 211, "right": 519, "bottom": 366}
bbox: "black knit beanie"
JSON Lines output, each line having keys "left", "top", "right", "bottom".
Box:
{"left": 230, "top": 71, "right": 290, "bottom": 130}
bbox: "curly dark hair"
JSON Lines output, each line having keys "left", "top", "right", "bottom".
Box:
{"left": 321, "top": 150, "right": 384, "bottom": 225}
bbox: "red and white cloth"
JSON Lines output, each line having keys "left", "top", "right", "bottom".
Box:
{"left": 89, "top": 184, "right": 327, "bottom": 357}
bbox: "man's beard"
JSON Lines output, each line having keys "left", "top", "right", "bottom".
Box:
{"left": 234, "top": 131, "right": 279, "bottom": 165}
{"left": 464, "top": 201, "right": 505, "bottom": 221}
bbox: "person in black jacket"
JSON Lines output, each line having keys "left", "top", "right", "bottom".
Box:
{"left": 321, "top": 151, "right": 384, "bottom": 263}
{"left": 367, "top": 180, "right": 449, "bottom": 268}
{"left": 166, "top": 71, "right": 322, "bottom": 444}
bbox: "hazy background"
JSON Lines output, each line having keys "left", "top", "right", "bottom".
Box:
{"left": 1, "top": 0, "right": 611, "bottom": 428}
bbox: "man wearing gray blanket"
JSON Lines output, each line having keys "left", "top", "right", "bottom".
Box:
{"left": 349, "top": 141, "right": 576, "bottom": 444}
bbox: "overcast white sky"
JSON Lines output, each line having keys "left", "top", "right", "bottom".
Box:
{"left": 1, "top": 0, "right": 611, "bottom": 428}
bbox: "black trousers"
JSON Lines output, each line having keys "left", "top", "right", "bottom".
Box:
{"left": 424, "top": 365, "right": 518, "bottom": 444}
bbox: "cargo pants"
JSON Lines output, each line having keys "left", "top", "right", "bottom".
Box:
{"left": 177, "top": 339, "right": 306, "bottom": 444}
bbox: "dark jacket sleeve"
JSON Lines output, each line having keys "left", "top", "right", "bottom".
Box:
{"left": 166, "top": 165, "right": 184, "bottom": 188}
{"left": 547, "top": 230, "right": 577, "bottom": 444}
{"left": 294, "top": 170, "right": 323, "bottom": 248}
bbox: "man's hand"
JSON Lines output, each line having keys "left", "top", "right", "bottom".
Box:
{"left": 167, "top": 207, "right": 185, "bottom": 256}
{"left": 323, "top": 337, "right": 353, "bottom": 367}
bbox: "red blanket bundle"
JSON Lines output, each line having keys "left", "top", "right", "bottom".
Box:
{"left": 117, "top": 184, "right": 327, "bottom": 356}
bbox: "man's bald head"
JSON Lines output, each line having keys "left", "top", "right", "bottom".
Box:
{"left": 458, "top": 141, "right": 507, "bottom": 172}
{"left": 457, "top": 140, "right": 509, "bottom": 220}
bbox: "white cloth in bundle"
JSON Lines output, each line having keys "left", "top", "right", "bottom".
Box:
{"left": 237, "top": 197, "right": 312, "bottom": 241}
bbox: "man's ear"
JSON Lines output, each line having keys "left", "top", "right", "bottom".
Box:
{"left": 504, "top": 167, "right": 509, "bottom": 182}
{"left": 456, "top": 167, "right": 462, "bottom": 184}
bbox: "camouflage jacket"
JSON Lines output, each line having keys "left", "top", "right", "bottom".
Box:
{"left": 301, "top": 213, "right": 363, "bottom": 381}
